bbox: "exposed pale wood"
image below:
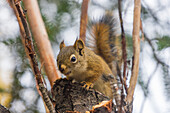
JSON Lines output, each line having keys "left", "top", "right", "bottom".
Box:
{"left": 23, "top": 0, "right": 60, "bottom": 86}
{"left": 126, "top": 0, "right": 141, "bottom": 105}
{"left": 80, "top": 0, "right": 89, "bottom": 42}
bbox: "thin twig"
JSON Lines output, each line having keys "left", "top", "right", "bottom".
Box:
{"left": 118, "top": 0, "right": 128, "bottom": 95}
{"left": 142, "top": 1, "right": 170, "bottom": 29}
{"left": 139, "top": 63, "right": 159, "bottom": 113}
{"left": 118, "top": 1, "right": 128, "bottom": 112}
{"left": 144, "top": 34, "right": 169, "bottom": 68}
{"left": 140, "top": 19, "right": 145, "bottom": 41}
{"left": 80, "top": 0, "right": 89, "bottom": 42}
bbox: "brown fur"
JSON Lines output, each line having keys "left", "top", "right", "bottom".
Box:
{"left": 57, "top": 14, "right": 121, "bottom": 99}
{"left": 57, "top": 39, "right": 114, "bottom": 98}
{"left": 87, "top": 13, "right": 122, "bottom": 73}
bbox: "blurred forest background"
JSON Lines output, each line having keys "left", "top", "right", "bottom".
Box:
{"left": 0, "top": 0, "right": 170, "bottom": 113}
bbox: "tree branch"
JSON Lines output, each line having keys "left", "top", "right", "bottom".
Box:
{"left": 139, "top": 63, "right": 159, "bottom": 113}
{"left": 144, "top": 34, "right": 169, "bottom": 68}
{"left": 0, "top": 104, "right": 10, "bottom": 113}
{"left": 52, "top": 79, "right": 115, "bottom": 113}
{"left": 118, "top": 0, "right": 128, "bottom": 94}
{"left": 23, "top": 0, "right": 60, "bottom": 87}
{"left": 126, "top": 0, "right": 141, "bottom": 107}
{"left": 80, "top": 0, "right": 89, "bottom": 42}
{"left": 8, "top": 0, "right": 55, "bottom": 112}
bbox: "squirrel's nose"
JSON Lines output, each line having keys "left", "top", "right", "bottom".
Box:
{"left": 59, "top": 64, "right": 65, "bottom": 73}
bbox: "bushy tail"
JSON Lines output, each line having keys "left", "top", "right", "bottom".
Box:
{"left": 86, "top": 13, "right": 122, "bottom": 74}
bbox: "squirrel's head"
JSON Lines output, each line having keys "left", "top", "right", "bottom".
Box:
{"left": 57, "top": 39, "right": 87, "bottom": 77}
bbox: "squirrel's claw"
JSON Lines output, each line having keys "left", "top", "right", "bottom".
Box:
{"left": 81, "top": 82, "right": 93, "bottom": 90}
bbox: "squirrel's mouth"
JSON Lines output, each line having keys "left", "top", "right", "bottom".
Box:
{"left": 65, "top": 71, "right": 71, "bottom": 76}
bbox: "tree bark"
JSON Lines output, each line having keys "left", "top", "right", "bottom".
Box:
{"left": 23, "top": 0, "right": 60, "bottom": 86}
{"left": 126, "top": 0, "right": 141, "bottom": 107}
{"left": 80, "top": 0, "right": 89, "bottom": 42}
{"left": 8, "top": 1, "right": 56, "bottom": 112}
{"left": 52, "top": 79, "right": 115, "bottom": 113}
{"left": 0, "top": 104, "right": 10, "bottom": 113}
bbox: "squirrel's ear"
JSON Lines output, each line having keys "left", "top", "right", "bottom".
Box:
{"left": 60, "top": 40, "right": 65, "bottom": 50}
{"left": 74, "top": 39, "right": 85, "bottom": 56}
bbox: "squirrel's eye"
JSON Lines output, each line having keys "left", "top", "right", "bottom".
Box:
{"left": 70, "top": 54, "right": 77, "bottom": 63}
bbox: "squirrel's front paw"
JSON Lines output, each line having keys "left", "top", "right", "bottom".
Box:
{"left": 81, "top": 81, "right": 94, "bottom": 90}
